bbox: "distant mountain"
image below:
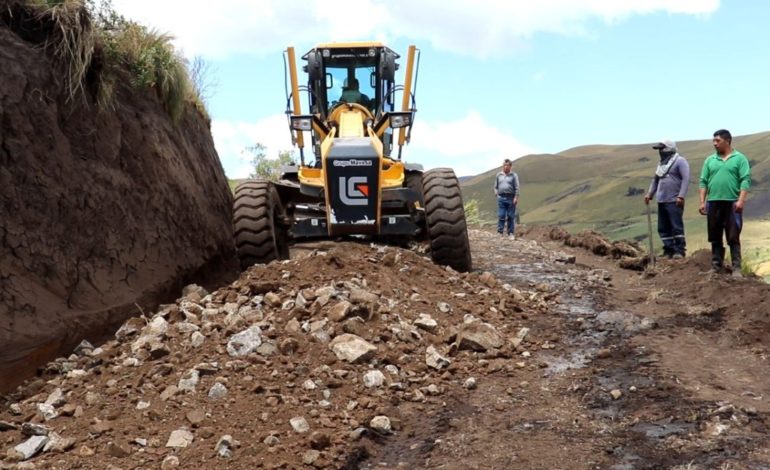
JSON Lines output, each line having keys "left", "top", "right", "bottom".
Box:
{"left": 461, "top": 131, "right": 770, "bottom": 242}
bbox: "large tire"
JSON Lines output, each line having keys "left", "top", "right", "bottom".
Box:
{"left": 422, "top": 168, "right": 472, "bottom": 272}
{"left": 233, "top": 179, "right": 290, "bottom": 269}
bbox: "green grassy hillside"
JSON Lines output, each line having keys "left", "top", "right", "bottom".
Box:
{"left": 461, "top": 131, "right": 770, "bottom": 274}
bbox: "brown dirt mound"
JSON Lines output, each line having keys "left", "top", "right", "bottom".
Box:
{"left": 0, "top": 11, "right": 236, "bottom": 392}
{"left": 523, "top": 225, "right": 644, "bottom": 260}
{"left": 0, "top": 241, "right": 542, "bottom": 468}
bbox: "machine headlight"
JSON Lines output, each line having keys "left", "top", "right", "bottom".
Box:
{"left": 389, "top": 112, "right": 413, "bottom": 129}
{"left": 290, "top": 115, "right": 313, "bottom": 131}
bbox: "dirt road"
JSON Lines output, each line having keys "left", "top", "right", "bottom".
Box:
{"left": 2, "top": 227, "right": 769, "bottom": 469}
{"left": 357, "top": 227, "right": 770, "bottom": 469}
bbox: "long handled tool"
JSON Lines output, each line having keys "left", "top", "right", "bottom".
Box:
{"left": 646, "top": 202, "right": 655, "bottom": 269}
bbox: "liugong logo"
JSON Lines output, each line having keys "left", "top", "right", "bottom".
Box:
{"left": 339, "top": 177, "right": 369, "bottom": 206}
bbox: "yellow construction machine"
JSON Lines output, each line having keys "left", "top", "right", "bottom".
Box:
{"left": 232, "top": 42, "right": 472, "bottom": 271}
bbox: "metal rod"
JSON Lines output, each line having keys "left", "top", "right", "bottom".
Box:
{"left": 646, "top": 202, "right": 655, "bottom": 269}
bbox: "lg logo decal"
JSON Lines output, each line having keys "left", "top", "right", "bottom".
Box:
{"left": 339, "top": 177, "right": 370, "bottom": 206}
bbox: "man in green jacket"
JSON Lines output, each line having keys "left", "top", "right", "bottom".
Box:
{"left": 698, "top": 129, "right": 751, "bottom": 277}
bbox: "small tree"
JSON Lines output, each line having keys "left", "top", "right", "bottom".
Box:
{"left": 244, "top": 143, "right": 295, "bottom": 181}
{"left": 464, "top": 199, "right": 482, "bottom": 225}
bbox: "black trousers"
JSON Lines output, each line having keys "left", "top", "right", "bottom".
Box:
{"left": 707, "top": 201, "right": 742, "bottom": 245}
{"left": 707, "top": 200, "right": 742, "bottom": 268}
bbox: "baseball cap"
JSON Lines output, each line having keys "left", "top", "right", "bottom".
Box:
{"left": 652, "top": 139, "right": 677, "bottom": 151}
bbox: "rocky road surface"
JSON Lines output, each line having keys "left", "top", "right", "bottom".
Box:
{"left": 2, "top": 227, "right": 770, "bottom": 469}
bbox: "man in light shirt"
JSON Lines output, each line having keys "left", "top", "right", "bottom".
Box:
{"left": 493, "top": 158, "right": 520, "bottom": 239}
{"left": 644, "top": 139, "right": 690, "bottom": 259}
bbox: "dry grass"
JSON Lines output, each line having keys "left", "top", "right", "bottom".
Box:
{"left": 35, "top": 0, "right": 95, "bottom": 103}
{"left": 105, "top": 22, "right": 191, "bottom": 121}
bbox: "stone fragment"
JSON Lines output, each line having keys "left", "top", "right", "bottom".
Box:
{"left": 414, "top": 314, "right": 438, "bottom": 333}
{"left": 160, "top": 385, "right": 178, "bottom": 401}
{"left": 161, "top": 455, "right": 180, "bottom": 469}
{"left": 303, "top": 449, "right": 321, "bottom": 465}
{"left": 264, "top": 292, "right": 282, "bottom": 308}
{"left": 21, "top": 423, "right": 49, "bottom": 437}
{"left": 329, "top": 334, "right": 377, "bottom": 363}
{"left": 43, "top": 432, "right": 75, "bottom": 453}
{"left": 457, "top": 321, "right": 504, "bottom": 351}
{"left": 363, "top": 370, "right": 386, "bottom": 388}
{"left": 11, "top": 435, "right": 48, "bottom": 461}
{"left": 290, "top": 417, "right": 310, "bottom": 433}
{"left": 186, "top": 409, "right": 206, "bottom": 427}
{"left": 369, "top": 416, "right": 391, "bottom": 434}
{"left": 178, "top": 370, "right": 200, "bottom": 392}
{"left": 208, "top": 383, "right": 228, "bottom": 400}
{"left": 227, "top": 326, "right": 263, "bottom": 357}
{"left": 216, "top": 435, "right": 235, "bottom": 458}
{"left": 190, "top": 331, "right": 205, "bottom": 348}
{"left": 166, "top": 429, "right": 194, "bottom": 448}
{"left": 479, "top": 272, "right": 497, "bottom": 288}
{"left": 511, "top": 327, "right": 530, "bottom": 348}
{"left": 425, "top": 345, "right": 451, "bottom": 370}
{"left": 350, "top": 288, "right": 378, "bottom": 305}
{"left": 44, "top": 388, "right": 65, "bottom": 407}
{"left": 37, "top": 403, "right": 58, "bottom": 421}
{"left": 328, "top": 301, "right": 352, "bottom": 322}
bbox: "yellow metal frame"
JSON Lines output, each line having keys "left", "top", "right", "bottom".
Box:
{"left": 286, "top": 47, "right": 304, "bottom": 148}
{"left": 399, "top": 45, "right": 417, "bottom": 147}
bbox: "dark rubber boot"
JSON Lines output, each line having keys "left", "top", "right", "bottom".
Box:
{"left": 711, "top": 243, "right": 725, "bottom": 272}
{"left": 730, "top": 243, "right": 742, "bottom": 276}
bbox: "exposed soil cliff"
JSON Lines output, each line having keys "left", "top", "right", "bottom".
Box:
{"left": 0, "top": 2, "right": 237, "bottom": 392}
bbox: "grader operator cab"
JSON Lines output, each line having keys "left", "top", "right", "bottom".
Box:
{"left": 232, "top": 42, "right": 472, "bottom": 272}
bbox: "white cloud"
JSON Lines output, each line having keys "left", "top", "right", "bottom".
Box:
{"left": 409, "top": 111, "right": 535, "bottom": 176}
{"left": 211, "top": 114, "right": 295, "bottom": 178}
{"left": 112, "top": 0, "right": 719, "bottom": 59}
{"left": 214, "top": 111, "right": 533, "bottom": 178}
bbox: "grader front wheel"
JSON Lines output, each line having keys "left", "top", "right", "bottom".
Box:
{"left": 233, "top": 180, "right": 290, "bottom": 269}
{"left": 422, "top": 168, "right": 472, "bottom": 272}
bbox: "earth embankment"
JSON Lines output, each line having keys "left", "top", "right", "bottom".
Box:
{"left": 0, "top": 8, "right": 237, "bottom": 392}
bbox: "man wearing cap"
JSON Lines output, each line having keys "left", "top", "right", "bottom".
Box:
{"left": 494, "top": 158, "right": 520, "bottom": 239}
{"left": 698, "top": 129, "right": 751, "bottom": 277}
{"left": 644, "top": 139, "right": 690, "bottom": 259}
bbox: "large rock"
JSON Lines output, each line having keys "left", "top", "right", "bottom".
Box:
{"left": 329, "top": 334, "right": 377, "bottom": 363}
{"left": 457, "top": 322, "right": 504, "bottom": 351}
{"left": 0, "top": 6, "right": 236, "bottom": 393}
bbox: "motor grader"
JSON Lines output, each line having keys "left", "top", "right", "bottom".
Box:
{"left": 232, "top": 42, "right": 472, "bottom": 272}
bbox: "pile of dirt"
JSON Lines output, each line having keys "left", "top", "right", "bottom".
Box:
{"left": 0, "top": 241, "right": 557, "bottom": 468}
{"left": 0, "top": 7, "right": 236, "bottom": 393}
{"left": 3, "top": 228, "right": 770, "bottom": 468}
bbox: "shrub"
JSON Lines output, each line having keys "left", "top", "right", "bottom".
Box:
{"left": 464, "top": 199, "right": 482, "bottom": 226}
{"left": 23, "top": 0, "right": 206, "bottom": 122}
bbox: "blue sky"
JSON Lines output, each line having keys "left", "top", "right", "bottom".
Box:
{"left": 111, "top": 0, "right": 769, "bottom": 177}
